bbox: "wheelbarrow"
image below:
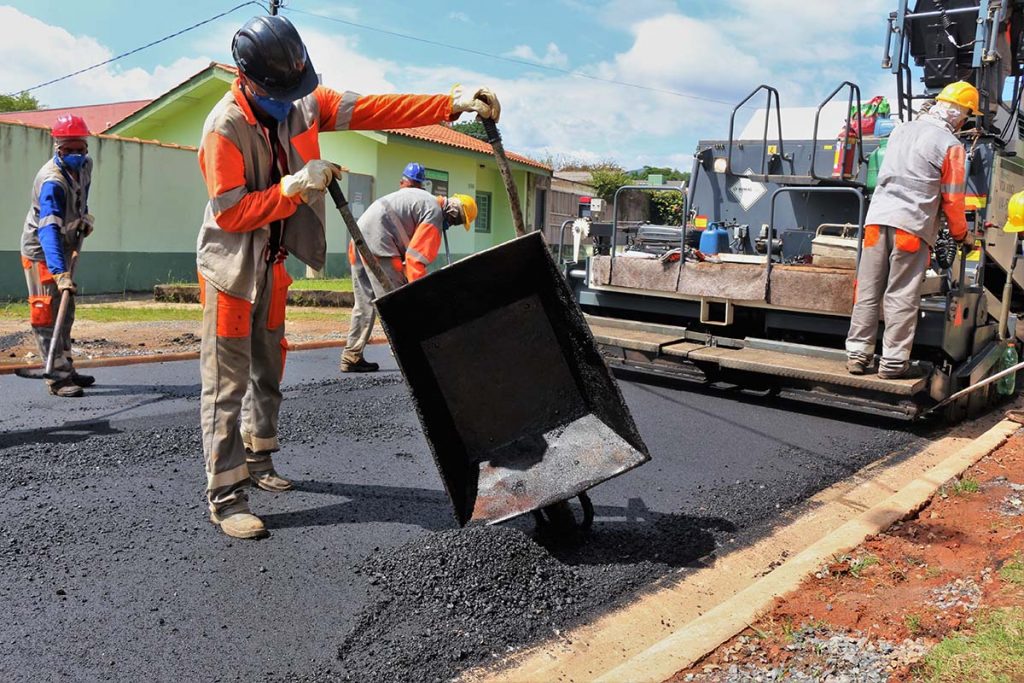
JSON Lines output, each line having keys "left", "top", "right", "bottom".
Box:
{"left": 327, "top": 122, "right": 649, "bottom": 529}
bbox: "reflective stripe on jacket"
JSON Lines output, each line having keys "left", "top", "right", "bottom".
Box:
{"left": 197, "top": 78, "right": 452, "bottom": 301}
{"left": 864, "top": 116, "right": 967, "bottom": 245}
{"left": 355, "top": 187, "right": 444, "bottom": 281}
{"left": 21, "top": 156, "right": 92, "bottom": 272}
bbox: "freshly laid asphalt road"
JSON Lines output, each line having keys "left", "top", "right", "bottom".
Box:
{"left": 0, "top": 346, "right": 929, "bottom": 681}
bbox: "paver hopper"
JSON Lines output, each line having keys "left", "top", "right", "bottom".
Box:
{"left": 328, "top": 182, "right": 649, "bottom": 526}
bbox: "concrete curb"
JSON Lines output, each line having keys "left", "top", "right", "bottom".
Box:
{"left": 593, "top": 417, "right": 1019, "bottom": 683}
{"left": 0, "top": 337, "right": 388, "bottom": 375}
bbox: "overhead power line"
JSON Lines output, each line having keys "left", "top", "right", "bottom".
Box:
{"left": 6, "top": 1, "right": 264, "bottom": 97}
{"left": 282, "top": 6, "right": 735, "bottom": 106}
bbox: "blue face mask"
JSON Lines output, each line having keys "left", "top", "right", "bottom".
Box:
{"left": 252, "top": 93, "right": 293, "bottom": 123}
{"left": 59, "top": 153, "right": 88, "bottom": 172}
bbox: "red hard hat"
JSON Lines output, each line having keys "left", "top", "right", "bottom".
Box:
{"left": 51, "top": 114, "right": 90, "bottom": 140}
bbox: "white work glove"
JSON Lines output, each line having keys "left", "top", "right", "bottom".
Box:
{"left": 280, "top": 160, "right": 343, "bottom": 203}
{"left": 451, "top": 86, "right": 501, "bottom": 122}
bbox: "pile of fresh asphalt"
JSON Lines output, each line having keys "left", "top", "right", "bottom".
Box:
{"left": 336, "top": 525, "right": 659, "bottom": 682}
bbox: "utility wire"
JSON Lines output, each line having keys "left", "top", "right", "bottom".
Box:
{"left": 6, "top": 1, "right": 264, "bottom": 96}
{"left": 283, "top": 6, "right": 735, "bottom": 106}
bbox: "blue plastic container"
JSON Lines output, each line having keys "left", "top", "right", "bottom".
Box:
{"left": 699, "top": 223, "right": 731, "bottom": 255}
{"left": 874, "top": 116, "right": 895, "bottom": 137}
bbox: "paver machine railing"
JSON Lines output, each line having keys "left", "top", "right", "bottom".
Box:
{"left": 809, "top": 81, "right": 868, "bottom": 184}
{"left": 726, "top": 84, "right": 789, "bottom": 181}
{"left": 606, "top": 184, "right": 687, "bottom": 282}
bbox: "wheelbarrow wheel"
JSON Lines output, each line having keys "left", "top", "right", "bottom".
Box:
{"left": 536, "top": 493, "right": 594, "bottom": 534}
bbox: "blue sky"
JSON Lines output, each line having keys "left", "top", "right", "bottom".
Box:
{"left": 0, "top": 1, "right": 898, "bottom": 169}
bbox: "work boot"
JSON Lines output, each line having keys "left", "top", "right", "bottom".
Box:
{"left": 71, "top": 371, "right": 95, "bottom": 387}
{"left": 340, "top": 356, "right": 379, "bottom": 373}
{"left": 209, "top": 507, "right": 268, "bottom": 539}
{"left": 878, "top": 363, "right": 927, "bottom": 380}
{"left": 48, "top": 377, "right": 83, "bottom": 398}
{"left": 247, "top": 457, "right": 294, "bottom": 492}
{"left": 847, "top": 358, "right": 869, "bottom": 375}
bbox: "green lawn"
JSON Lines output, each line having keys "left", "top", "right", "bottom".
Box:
{"left": 0, "top": 302, "right": 346, "bottom": 323}
{"left": 922, "top": 608, "right": 1024, "bottom": 682}
{"left": 289, "top": 277, "right": 352, "bottom": 292}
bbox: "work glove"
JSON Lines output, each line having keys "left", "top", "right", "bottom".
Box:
{"left": 55, "top": 272, "right": 76, "bottom": 294}
{"left": 281, "top": 160, "right": 343, "bottom": 203}
{"left": 81, "top": 213, "right": 95, "bottom": 238}
{"left": 451, "top": 86, "right": 501, "bottom": 122}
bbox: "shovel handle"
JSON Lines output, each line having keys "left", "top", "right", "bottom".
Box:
{"left": 327, "top": 179, "right": 398, "bottom": 294}
{"left": 44, "top": 249, "right": 79, "bottom": 377}
{"left": 481, "top": 119, "right": 527, "bottom": 238}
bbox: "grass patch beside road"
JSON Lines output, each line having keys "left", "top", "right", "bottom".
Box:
{"left": 921, "top": 608, "right": 1024, "bottom": 681}
{"left": 0, "top": 302, "right": 346, "bottom": 323}
{"left": 290, "top": 277, "right": 352, "bottom": 292}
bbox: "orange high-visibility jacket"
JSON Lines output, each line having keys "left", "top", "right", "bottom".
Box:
{"left": 864, "top": 115, "right": 968, "bottom": 246}
{"left": 348, "top": 187, "right": 444, "bottom": 282}
{"left": 197, "top": 78, "right": 452, "bottom": 301}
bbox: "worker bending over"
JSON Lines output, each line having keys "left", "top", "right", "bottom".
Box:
{"left": 846, "top": 81, "right": 976, "bottom": 379}
{"left": 21, "top": 115, "right": 97, "bottom": 397}
{"left": 197, "top": 14, "right": 498, "bottom": 539}
{"left": 340, "top": 189, "right": 478, "bottom": 372}
{"left": 400, "top": 162, "right": 426, "bottom": 189}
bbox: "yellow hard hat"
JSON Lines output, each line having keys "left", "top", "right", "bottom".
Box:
{"left": 936, "top": 80, "right": 981, "bottom": 116}
{"left": 1005, "top": 191, "right": 1024, "bottom": 233}
{"left": 451, "top": 193, "right": 477, "bottom": 230}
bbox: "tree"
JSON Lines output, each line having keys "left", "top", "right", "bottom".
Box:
{"left": 450, "top": 120, "right": 489, "bottom": 141}
{"left": 589, "top": 166, "right": 633, "bottom": 203}
{"left": 0, "top": 91, "right": 41, "bottom": 113}
{"left": 628, "top": 165, "right": 690, "bottom": 183}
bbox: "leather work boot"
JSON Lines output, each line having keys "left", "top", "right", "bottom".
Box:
{"left": 48, "top": 377, "right": 84, "bottom": 398}
{"left": 340, "top": 356, "right": 379, "bottom": 373}
{"left": 878, "top": 363, "right": 927, "bottom": 380}
{"left": 209, "top": 508, "right": 268, "bottom": 539}
{"left": 248, "top": 458, "right": 294, "bottom": 492}
{"left": 71, "top": 371, "right": 96, "bottom": 387}
{"left": 847, "top": 358, "right": 868, "bottom": 375}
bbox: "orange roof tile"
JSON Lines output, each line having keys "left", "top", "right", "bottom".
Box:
{"left": 384, "top": 124, "right": 550, "bottom": 171}
{"left": 0, "top": 100, "right": 153, "bottom": 135}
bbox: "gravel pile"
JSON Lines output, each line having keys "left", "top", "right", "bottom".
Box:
{"left": 688, "top": 629, "right": 930, "bottom": 682}
{"left": 929, "top": 577, "right": 982, "bottom": 611}
{"left": 335, "top": 525, "right": 660, "bottom": 682}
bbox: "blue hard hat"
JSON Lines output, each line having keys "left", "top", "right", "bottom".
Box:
{"left": 402, "top": 162, "right": 426, "bottom": 183}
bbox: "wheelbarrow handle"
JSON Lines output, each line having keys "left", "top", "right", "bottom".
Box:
{"left": 481, "top": 119, "right": 527, "bottom": 238}
{"left": 327, "top": 178, "right": 398, "bottom": 294}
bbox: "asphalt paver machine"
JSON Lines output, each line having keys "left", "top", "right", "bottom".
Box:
{"left": 565, "top": 0, "right": 1024, "bottom": 422}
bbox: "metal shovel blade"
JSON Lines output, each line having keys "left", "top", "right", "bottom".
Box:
{"left": 375, "top": 231, "right": 650, "bottom": 526}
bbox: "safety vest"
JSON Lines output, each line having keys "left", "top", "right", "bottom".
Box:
{"left": 197, "top": 78, "right": 451, "bottom": 301}
{"left": 864, "top": 115, "right": 967, "bottom": 246}
{"left": 21, "top": 156, "right": 92, "bottom": 262}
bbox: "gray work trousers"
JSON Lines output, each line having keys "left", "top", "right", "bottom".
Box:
{"left": 845, "top": 225, "right": 930, "bottom": 373}
{"left": 342, "top": 254, "right": 404, "bottom": 364}
{"left": 23, "top": 257, "right": 73, "bottom": 385}
{"left": 199, "top": 261, "right": 290, "bottom": 515}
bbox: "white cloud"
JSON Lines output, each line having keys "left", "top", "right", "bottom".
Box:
{"left": 448, "top": 11, "right": 470, "bottom": 23}
{"left": 504, "top": 43, "right": 569, "bottom": 69}
{"left": 299, "top": 26, "right": 397, "bottom": 93}
{"left": 0, "top": 7, "right": 212, "bottom": 106}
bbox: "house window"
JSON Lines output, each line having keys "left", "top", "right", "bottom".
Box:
{"left": 423, "top": 168, "right": 449, "bottom": 197}
{"left": 475, "top": 191, "right": 492, "bottom": 233}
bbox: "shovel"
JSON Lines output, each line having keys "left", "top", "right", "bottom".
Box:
{"left": 326, "top": 129, "right": 649, "bottom": 528}
{"left": 44, "top": 249, "right": 79, "bottom": 379}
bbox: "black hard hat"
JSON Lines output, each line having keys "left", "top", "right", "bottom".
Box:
{"left": 231, "top": 15, "right": 318, "bottom": 102}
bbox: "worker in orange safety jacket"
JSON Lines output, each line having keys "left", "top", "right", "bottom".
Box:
{"left": 198, "top": 14, "right": 500, "bottom": 539}
{"left": 846, "top": 81, "right": 976, "bottom": 380}
{"left": 340, "top": 190, "right": 478, "bottom": 372}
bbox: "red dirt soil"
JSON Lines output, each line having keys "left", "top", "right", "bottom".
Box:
{"left": 676, "top": 426, "right": 1024, "bottom": 681}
